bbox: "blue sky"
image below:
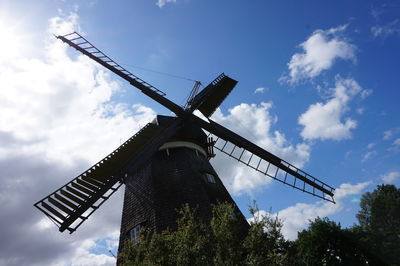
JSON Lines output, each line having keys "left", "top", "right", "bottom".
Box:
{"left": 0, "top": 0, "right": 399, "bottom": 265}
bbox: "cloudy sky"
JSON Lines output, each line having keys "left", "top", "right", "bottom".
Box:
{"left": 0, "top": 0, "right": 399, "bottom": 265}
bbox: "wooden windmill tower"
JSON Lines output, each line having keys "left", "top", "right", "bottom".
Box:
{"left": 35, "top": 32, "right": 335, "bottom": 256}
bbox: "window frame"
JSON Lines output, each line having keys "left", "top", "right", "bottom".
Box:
{"left": 129, "top": 224, "right": 141, "bottom": 244}
{"left": 204, "top": 172, "right": 217, "bottom": 184}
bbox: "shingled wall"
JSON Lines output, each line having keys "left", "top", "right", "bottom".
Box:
{"left": 117, "top": 117, "right": 249, "bottom": 263}
{"left": 117, "top": 146, "right": 248, "bottom": 260}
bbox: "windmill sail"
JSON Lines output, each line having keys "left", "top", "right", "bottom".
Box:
{"left": 188, "top": 73, "right": 238, "bottom": 117}
{"left": 210, "top": 133, "right": 334, "bottom": 202}
{"left": 54, "top": 32, "right": 335, "bottom": 204}
{"left": 57, "top": 32, "right": 183, "bottom": 116}
{"left": 35, "top": 119, "right": 183, "bottom": 233}
{"left": 57, "top": 32, "right": 166, "bottom": 97}
{"left": 190, "top": 116, "right": 335, "bottom": 202}
{"left": 34, "top": 31, "right": 336, "bottom": 241}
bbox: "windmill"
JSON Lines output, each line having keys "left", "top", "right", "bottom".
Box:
{"left": 34, "top": 32, "right": 335, "bottom": 255}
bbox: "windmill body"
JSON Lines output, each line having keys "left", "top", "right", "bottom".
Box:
{"left": 35, "top": 32, "right": 335, "bottom": 257}
{"left": 119, "top": 115, "right": 247, "bottom": 252}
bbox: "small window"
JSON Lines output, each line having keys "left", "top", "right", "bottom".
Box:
{"left": 205, "top": 173, "right": 216, "bottom": 184}
{"left": 129, "top": 224, "right": 141, "bottom": 244}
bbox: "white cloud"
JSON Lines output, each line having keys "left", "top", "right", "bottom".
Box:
{"left": 371, "top": 19, "right": 400, "bottom": 38}
{"left": 298, "top": 77, "right": 366, "bottom": 141}
{"left": 393, "top": 138, "right": 400, "bottom": 146}
{"left": 371, "top": 7, "right": 384, "bottom": 21}
{"left": 156, "top": 0, "right": 177, "bottom": 8}
{"left": 388, "top": 138, "right": 400, "bottom": 152}
{"left": 48, "top": 11, "right": 81, "bottom": 36}
{"left": 383, "top": 128, "right": 400, "bottom": 142}
{"left": 254, "top": 87, "right": 267, "bottom": 94}
{"left": 367, "top": 142, "right": 376, "bottom": 149}
{"left": 362, "top": 151, "right": 377, "bottom": 162}
{"left": 210, "top": 103, "right": 310, "bottom": 195}
{"left": 68, "top": 238, "right": 117, "bottom": 266}
{"left": 0, "top": 12, "right": 156, "bottom": 266}
{"left": 283, "top": 25, "right": 355, "bottom": 84}
{"left": 360, "top": 89, "right": 373, "bottom": 99}
{"left": 383, "top": 129, "right": 393, "bottom": 140}
{"left": 381, "top": 171, "right": 400, "bottom": 184}
{"left": 272, "top": 181, "right": 371, "bottom": 240}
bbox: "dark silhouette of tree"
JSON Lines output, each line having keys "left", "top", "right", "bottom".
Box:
{"left": 210, "top": 203, "right": 245, "bottom": 265}
{"left": 119, "top": 185, "right": 400, "bottom": 266}
{"left": 243, "top": 203, "right": 288, "bottom": 265}
{"left": 120, "top": 204, "right": 209, "bottom": 266}
{"left": 119, "top": 202, "right": 289, "bottom": 266}
{"left": 292, "top": 184, "right": 400, "bottom": 266}
{"left": 355, "top": 184, "right": 400, "bottom": 265}
{"left": 294, "top": 217, "right": 380, "bottom": 265}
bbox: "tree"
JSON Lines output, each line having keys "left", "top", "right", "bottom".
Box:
{"left": 291, "top": 185, "right": 400, "bottom": 266}
{"left": 294, "top": 217, "right": 372, "bottom": 266}
{"left": 243, "top": 202, "right": 288, "bottom": 266}
{"left": 355, "top": 184, "right": 400, "bottom": 265}
{"left": 357, "top": 184, "right": 400, "bottom": 231}
{"left": 119, "top": 202, "right": 290, "bottom": 266}
{"left": 173, "top": 204, "right": 211, "bottom": 265}
{"left": 210, "top": 202, "right": 244, "bottom": 265}
{"left": 119, "top": 204, "right": 210, "bottom": 266}
{"left": 119, "top": 185, "right": 400, "bottom": 265}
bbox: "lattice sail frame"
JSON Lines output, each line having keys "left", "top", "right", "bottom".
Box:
{"left": 208, "top": 133, "right": 335, "bottom": 202}
{"left": 58, "top": 32, "right": 166, "bottom": 96}
{"left": 34, "top": 119, "right": 182, "bottom": 233}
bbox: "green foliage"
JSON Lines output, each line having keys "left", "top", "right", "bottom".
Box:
{"left": 294, "top": 217, "right": 373, "bottom": 266}
{"left": 119, "top": 204, "right": 209, "bottom": 266}
{"left": 173, "top": 204, "right": 210, "bottom": 265}
{"left": 243, "top": 202, "right": 287, "bottom": 266}
{"left": 211, "top": 202, "right": 244, "bottom": 265}
{"left": 119, "top": 201, "right": 288, "bottom": 266}
{"left": 119, "top": 185, "right": 400, "bottom": 266}
{"left": 357, "top": 184, "right": 400, "bottom": 232}
{"left": 292, "top": 184, "right": 400, "bottom": 266}
{"left": 355, "top": 184, "right": 400, "bottom": 265}
{"left": 119, "top": 228, "right": 175, "bottom": 266}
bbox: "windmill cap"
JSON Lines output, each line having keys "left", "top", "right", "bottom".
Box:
{"left": 152, "top": 115, "right": 208, "bottom": 149}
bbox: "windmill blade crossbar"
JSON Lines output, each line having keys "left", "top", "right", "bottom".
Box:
{"left": 208, "top": 133, "right": 335, "bottom": 203}
{"left": 57, "top": 32, "right": 166, "bottom": 96}
{"left": 34, "top": 122, "right": 167, "bottom": 233}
